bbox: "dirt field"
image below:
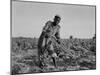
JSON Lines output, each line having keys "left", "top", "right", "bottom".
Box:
{"left": 11, "top": 37, "right": 96, "bottom": 75}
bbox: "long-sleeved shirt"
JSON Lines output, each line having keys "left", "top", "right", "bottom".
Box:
{"left": 38, "top": 21, "right": 60, "bottom": 55}
{"left": 42, "top": 21, "right": 60, "bottom": 40}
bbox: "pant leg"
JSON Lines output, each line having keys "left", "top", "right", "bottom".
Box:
{"left": 47, "top": 40, "right": 58, "bottom": 68}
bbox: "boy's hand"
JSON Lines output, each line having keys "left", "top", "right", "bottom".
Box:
{"left": 57, "top": 39, "right": 60, "bottom": 44}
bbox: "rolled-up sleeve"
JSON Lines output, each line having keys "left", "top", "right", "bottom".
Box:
{"left": 55, "top": 29, "right": 60, "bottom": 40}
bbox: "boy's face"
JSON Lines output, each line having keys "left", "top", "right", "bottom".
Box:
{"left": 54, "top": 18, "right": 61, "bottom": 25}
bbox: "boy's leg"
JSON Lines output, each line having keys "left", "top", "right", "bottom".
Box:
{"left": 52, "top": 57, "right": 57, "bottom": 68}
{"left": 49, "top": 43, "right": 58, "bottom": 68}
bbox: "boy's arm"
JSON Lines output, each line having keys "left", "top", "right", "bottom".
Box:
{"left": 55, "top": 26, "right": 60, "bottom": 44}
{"left": 55, "top": 30, "right": 60, "bottom": 40}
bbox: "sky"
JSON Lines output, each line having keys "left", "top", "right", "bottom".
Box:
{"left": 12, "top": 1, "right": 96, "bottom": 39}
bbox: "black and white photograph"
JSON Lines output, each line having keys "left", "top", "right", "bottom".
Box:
{"left": 11, "top": 0, "right": 96, "bottom": 75}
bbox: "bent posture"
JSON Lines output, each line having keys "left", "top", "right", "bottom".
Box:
{"left": 38, "top": 15, "right": 61, "bottom": 69}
